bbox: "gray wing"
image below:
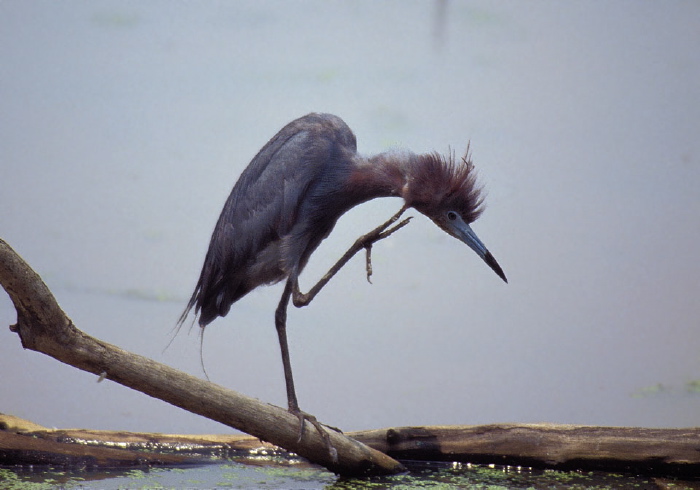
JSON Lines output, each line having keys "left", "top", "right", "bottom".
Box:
{"left": 180, "top": 113, "right": 356, "bottom": 327}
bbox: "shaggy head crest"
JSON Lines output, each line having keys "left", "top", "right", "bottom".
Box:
{"left": 404, "top": 146, "right": 485, "bottom": 224}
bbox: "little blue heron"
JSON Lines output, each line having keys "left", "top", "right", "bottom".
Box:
{"left": 179, "top": 112, "right": 506, "bottom": 448}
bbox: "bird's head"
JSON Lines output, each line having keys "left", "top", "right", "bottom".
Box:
{"left": 404, "top": 149, "right": 507, "bottom": 283}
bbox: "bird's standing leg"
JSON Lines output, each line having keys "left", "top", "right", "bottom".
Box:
{"left": 274, "top": 281, "right": 299, "bottom": 412}
{"left": 275, "top": 278, "right": 337, "bottom": 462}
{"left": 292, "top": 205, "right": 411, "bottom": 307}
{"left": 277, "top": 205, "right": 410, "bottom": 462}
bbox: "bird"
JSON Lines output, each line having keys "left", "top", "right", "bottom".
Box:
{"left": 179, "top": 112, "right": 506, "bottom": 446}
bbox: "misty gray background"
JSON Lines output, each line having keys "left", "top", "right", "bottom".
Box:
{"left": 1, "top": 1, "right": 699, "bottom": 435}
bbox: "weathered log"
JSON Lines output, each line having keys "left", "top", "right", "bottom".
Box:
{"left": 1, "top": 414, "right": 268, "bottom": 455}
{"left": 0, "top": 430, "right": 196, "bottom": 467}
{"left": 0, "top": 238, "right": 405, "bottom": 477}
{"left": 2, "top": 414, "right": 699, "bottom": 478}
{"left": 351, "top": 425, "right": 700, "bottom": 477}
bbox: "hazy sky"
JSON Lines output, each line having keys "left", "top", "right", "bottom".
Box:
{"left": 1, "top": 1, "right": 699, "bottom": 435}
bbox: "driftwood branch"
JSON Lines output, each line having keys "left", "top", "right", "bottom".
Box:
{"left": 0, "top": 430, "right": 195, "bottom": 468}
{"left": 2, "top": 414, "right": 699, "bottom": 478}
{"left": 352, "top": 425, "right": 700, "bottom": 477}
{"left": 0, "top": 238, "right": 405, "bottom": 477}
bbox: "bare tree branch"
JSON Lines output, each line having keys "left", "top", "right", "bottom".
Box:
{"left": 0, "top": 238, "right": 405, "bottom": 477}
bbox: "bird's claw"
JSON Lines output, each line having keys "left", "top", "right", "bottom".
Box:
{"left": 293, "top": 409, "right": 339, "bottom": 463}
{"left": 362, "top": 215, "right": 412, "bottom": 284}
{"left": 364, "top": 244, "right": 374, "bottom": 283}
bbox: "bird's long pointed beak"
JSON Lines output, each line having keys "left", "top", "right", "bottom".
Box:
{"left": 483, "top": 250, "right": 508, "bottom": 283}
{"left": 452, "top": 221, "right": 508, "bottom": 283}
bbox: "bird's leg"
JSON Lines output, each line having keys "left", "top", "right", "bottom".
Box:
{"left": 292, "top": 204, "right": 412, "bottom": 307}
{"left": 275, "top": 281, "right": 299, "bottom": 413}
{"left": 275, "top": 279, "right": 338, "bottom": 462}
{"left": 275, "top": 207, "right": 411, "bottom": 461}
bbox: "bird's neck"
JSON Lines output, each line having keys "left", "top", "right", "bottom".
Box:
{"left": 347, "top": 151, "right": 418, "bottom": 204}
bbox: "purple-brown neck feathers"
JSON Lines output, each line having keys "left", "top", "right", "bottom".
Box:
{"left": 350, "top": 148, "right": 485, "bottom": 224}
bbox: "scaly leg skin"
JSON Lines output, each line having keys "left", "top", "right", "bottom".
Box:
{"left": 276, "top": 280, "right": 339, "bottom": 462}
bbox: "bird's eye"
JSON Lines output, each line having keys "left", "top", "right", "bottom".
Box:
{"left": 447, "top": 211, "right": 458, "bottom": 221}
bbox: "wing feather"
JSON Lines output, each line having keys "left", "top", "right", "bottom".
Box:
{"left": 180, "top": 113, "right": 355, "bottom": 327}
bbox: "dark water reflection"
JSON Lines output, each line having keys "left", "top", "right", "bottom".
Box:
{"left": 3, "top": 459, "right": 684, "bottom": 489}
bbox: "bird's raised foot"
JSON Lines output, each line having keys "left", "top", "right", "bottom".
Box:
{"left": 290, "top": 206, "right": 413, "bottom": 308}
{"left": 360, "top": 210, "right": 412, "bottom": 283}
{"left": 292, "top": 408, "right": 340, "bottom": 463}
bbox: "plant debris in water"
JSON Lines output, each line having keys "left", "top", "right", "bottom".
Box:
{"left": 4, "top": 460, "right": 697, "bottom": 489}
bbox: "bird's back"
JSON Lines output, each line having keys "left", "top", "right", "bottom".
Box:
{"left": 181, "top": 113, "right": 358, "bottom": 327}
